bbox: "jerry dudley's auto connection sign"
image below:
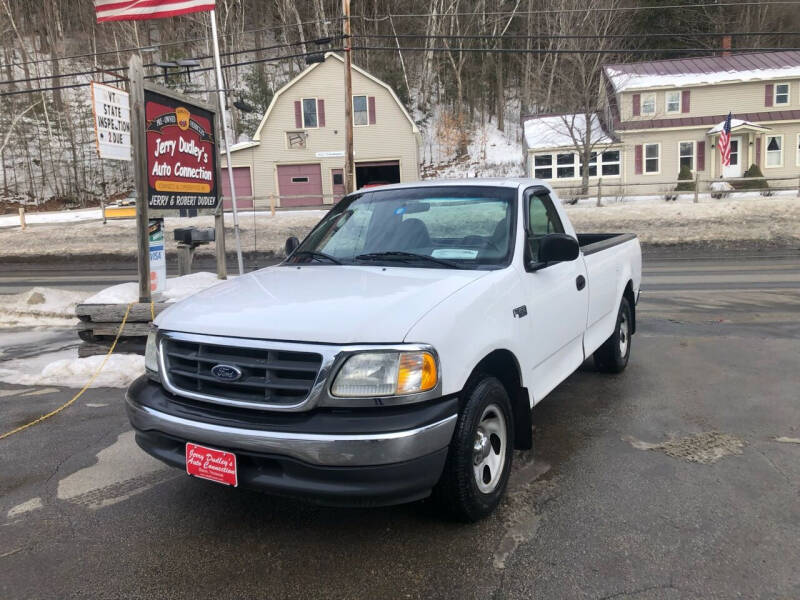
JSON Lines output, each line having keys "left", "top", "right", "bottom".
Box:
{"left": 145, "top": 90, "right": 219, "bottom": 211}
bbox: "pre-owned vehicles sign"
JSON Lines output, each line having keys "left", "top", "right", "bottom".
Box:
{"left": 145, "top": 89, "right": 219, "bottom": 211}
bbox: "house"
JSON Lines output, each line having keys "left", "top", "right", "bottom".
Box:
{"left": 524, "top": 50, "right": 800, "bottom": 194}
{"left": 220, "top": 53, "right": 420, "bottom": 209}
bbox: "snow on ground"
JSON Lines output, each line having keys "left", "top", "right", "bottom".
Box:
{"left": 0, "top": 208, "right": 103, "bottom": 229}
{"left": 84, "top": 272, "right": 226, "bottom": 305}
{"left": 0, "top": 287, "right": 87, "bottom": 328}
{"left": 0, "top": 350, "right": 143, "bottom": 388}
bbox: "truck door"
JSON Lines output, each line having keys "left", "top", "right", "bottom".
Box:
{"left": 520, "top": 189, "right": 589, "bottom": 403}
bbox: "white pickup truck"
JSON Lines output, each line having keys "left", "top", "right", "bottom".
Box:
{"left": 127, "top": 179, "right": 641, "bottom": 521}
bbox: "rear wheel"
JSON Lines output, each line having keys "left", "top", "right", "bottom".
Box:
{"left": 594, "top": 297, "right": 632, "bottom": 373}
{"left": 433, "top": 376, "right": 514, "bottom": 522}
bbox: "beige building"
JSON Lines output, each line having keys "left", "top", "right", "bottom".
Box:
{"left": 524, "top": 50, "right": 800, "bottom": 195}
{"left": 221, "top": 52, "right": 421, "bottom": 208}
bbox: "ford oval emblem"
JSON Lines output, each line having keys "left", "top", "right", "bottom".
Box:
{"left": 210, "top": 364, "right": 242, "bottom": 382}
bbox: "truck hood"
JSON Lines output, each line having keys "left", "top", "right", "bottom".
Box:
{"left": 156, "top": 265, "right": 490, "bottom": 344}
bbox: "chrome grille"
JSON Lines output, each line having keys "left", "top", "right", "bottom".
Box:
{"left": 162, "top": 337, "right": 323, "bottom": 407}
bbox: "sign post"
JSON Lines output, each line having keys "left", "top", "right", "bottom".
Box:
{"left": 129, "top": 55, "right": 151, "bottom": 303}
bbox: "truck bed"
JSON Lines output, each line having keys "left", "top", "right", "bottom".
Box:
{"left": 576, "top": 233, "right": 638, "bottom": 256}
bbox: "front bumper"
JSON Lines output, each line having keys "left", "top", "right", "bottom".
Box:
{"left": 126, "top": 377, "right": 458, "bottom": 505}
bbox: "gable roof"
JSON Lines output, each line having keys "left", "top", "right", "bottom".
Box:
{"left": 523, "top": 113, "right": 613, "bottom": 151}
{"left": 604, "top": 50, "right": 800, "bottom": 93}
{"left": 251, "top": 52, "right": 418, "bottom": 142}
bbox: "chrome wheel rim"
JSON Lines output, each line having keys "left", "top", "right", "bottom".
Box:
{"left": 619, "top": 313, "right": 629, "bottom": 356}
{"left": 472, "top": 404, "right": 507, "bottom": 494}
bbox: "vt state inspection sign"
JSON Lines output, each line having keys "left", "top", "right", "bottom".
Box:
{"left": 145, "top": 89, "right": 219, "bottom": 212}
{"left": 91, "top": 82, "right": 131, "bottom": 161}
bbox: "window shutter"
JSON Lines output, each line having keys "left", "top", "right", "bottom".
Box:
{"left": 681, "top": 90, "right": 690, "bottom": 113}
{"left": 765, "top": 84, "right": 773, "bottom": 107}
{"left": 755, "top": 136, "right": 762, "bottom": 166}
{"left": 696, "top": 141, "right": 705, "bottom": 171}
{"left": 294, "top": 101, "right": 302, "bottom": 128}
{"left": 634, "top": 144, "right": 643, "bottom": 174}
{"left": 368, "top": 96, "right": 376, "bottom": 124}
{"left": 317, "top": 99, "right": 325, "bottom": 127}
{"left": 632, "top": 94, "right": 641, "bottom": 117}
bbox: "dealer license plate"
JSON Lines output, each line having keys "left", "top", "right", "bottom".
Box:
{"left": 185, "top": 442, "right": 238, "bottom": 487}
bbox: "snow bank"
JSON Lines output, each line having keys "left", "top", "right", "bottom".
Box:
{"left": 0, "top": 351, "right": 143, "bottom": 388}
{"left": 0, "top": 287, "right": 87, "bottom": 328}
{"left": 0, "top": 208, "right": 103, "bottom": 228}
{"left": 83, "top": 271, "right": 225, "bottom": 305}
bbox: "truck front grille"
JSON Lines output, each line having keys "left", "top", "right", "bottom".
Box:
{"left": 162, "top": 337, "right": 323, "bottom": 407}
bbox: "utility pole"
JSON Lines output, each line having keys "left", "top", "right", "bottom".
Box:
{"left": 343, "top": 0, "right": 354, "bottom": 194}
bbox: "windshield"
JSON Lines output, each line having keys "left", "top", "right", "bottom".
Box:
{"left": 286, "top": 186, "right": 516, "bottom": 270}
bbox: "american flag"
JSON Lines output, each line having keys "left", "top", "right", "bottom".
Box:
{"left": 95, "top": 0, "right": 215, "bottom": 22}
{"left": 718, "top": 112, "right": 733, "bottom": 167}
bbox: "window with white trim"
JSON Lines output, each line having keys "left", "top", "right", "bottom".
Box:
{"left": 353, "top": 95, "right": 368, "bottom": 126}
{"left": 666, "top": 91, "right": 681, "bottom": 113}
{"left": 679, "top": 141, "right": 695, "bottom": 170}
{"left": 774, "top": 83, "right": 790, "bottom": 105}
{"left": 535, "top": 150, "right": 621, "bottom": 179}
{"left": 797, "top": 134, "right": 800, "bottom": 167}
{"left": 641, "top": 93, "right": 656, "bottom": 116}
{"left": 644, "top": 143, "right": 660, "bottom": 173}
{"left": 302, "top": 98, "right": 318, "bottom": 128}
{"left": 766, "top": 135, "right": 783, "bottom": 167}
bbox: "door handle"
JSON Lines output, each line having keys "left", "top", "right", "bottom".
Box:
{"left": 576, "top": 275, "right": 586, "bottom": 291}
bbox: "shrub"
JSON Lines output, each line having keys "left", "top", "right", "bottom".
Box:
{"left": 733, "top": 164, "right": 768, "bottom": 191}
{"left": 675, "top": 164, "right": 695, "bottom": 191}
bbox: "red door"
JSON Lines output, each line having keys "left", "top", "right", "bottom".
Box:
{"left": 220, "top": 166, "right": 254, "bottom": 209}
{"left": 277, "top": 164, "right": 323, "bottom": 207}
{"left": 331, "top": 168, "right": 345, "bottom": 203}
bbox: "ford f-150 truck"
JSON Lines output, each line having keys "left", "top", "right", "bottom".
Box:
{"left": 127, "top": 179, "right": 641, "bottom": 521}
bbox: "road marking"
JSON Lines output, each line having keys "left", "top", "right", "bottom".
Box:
{"left": 85, "top": 402, "right": 109, "bottom": 408}
{"left": 56, "top": 431, "right": 172, "bottom": 510}
{"left": 0, "top": 389, "right": 33, "bottom": 398}
{"left": 19, "top": 387, "right": 61, "bottom": 397}
{"left": 775, "top": 437, "right": 800, "bottom": 445}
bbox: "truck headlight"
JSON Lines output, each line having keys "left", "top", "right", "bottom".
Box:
{"left": 331, "top": 350, "right": 438, "bottom": 397}
{"left": 145, "top": 330, "right": 160, "bottom": 378}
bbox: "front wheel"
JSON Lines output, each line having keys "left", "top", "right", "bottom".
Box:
{"left": 594, "top": 297, "right": 632, "bottom": 373}
{"left": 433, "top": 376, "right": 514, "bottom": 522}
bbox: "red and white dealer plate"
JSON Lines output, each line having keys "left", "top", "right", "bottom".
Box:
{"left": 185, "top": 442, "right": 238, "bottom": 487}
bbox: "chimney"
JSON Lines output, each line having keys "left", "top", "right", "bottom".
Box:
{"left": 722, "top": 35, "right": 732, "bottom": 57}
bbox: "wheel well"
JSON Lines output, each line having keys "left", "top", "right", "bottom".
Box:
{"left": 470, "top": 350, "right": 532, "bottom": 450}
{"left": 623, "top": 280, "right": 636, "bottom": 335}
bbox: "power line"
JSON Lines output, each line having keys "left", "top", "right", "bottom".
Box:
{"left": 4, "top": 16, "right": 345, "bottom": 69}
{"left": 0, "top": 36, "right": 343, "bottom": 87}
{"left": 353, "top": 1, "right": 800, "bottom": 19}
{"left": 0, "top": 48, "right": 345, "bottom": 98}
{"left": 352, "top": 45, "right": 800, "bottom": 55}
{"left": 352, "top": 32, "right": 800, "bottom": 41}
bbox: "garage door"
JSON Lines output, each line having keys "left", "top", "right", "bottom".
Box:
{"left": 220, "top": 166, "right": 254, "bottom": 209}
{"left": 277, "top": 164, "right": 323, "bottom": 207}
{"left": 355, "top": 160, "right": 400, "bottom": 189}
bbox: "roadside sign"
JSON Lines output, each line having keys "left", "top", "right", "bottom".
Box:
{"left": 145, "top": 89, "right": 219, "bottom": 212}
{"left": 90, "top": 82, "right": 131, "bottom": 161}
{"left": 148, "top": 218, "right": 167, "bottom": 294}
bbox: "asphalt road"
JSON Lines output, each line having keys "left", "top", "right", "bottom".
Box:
{"left": 1, "top": 252, "right": 799, "bottom": 599}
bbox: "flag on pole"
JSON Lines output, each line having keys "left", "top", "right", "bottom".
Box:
{"left": 718, "top": 112, "right": 733, "bottom": 167}
{"left": 95, "top": 0, "right": 215, "bottom": 22}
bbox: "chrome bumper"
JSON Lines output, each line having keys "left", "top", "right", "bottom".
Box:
{"left": 125, "top": 396, "right": 457, "bottom": 467}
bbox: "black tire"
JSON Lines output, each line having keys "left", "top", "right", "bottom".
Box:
{"left": 433, "top": 376, "right": 514, "bottom": 522}
{"left": 594, "top": 297, "right": 632, "bottom": 373}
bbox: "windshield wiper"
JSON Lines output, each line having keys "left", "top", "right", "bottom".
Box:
{"left": 355, "top": 251, "right": 464, "bottom": 269}
{"left": 291, "top": 250, "right": 342, "bottom": 264}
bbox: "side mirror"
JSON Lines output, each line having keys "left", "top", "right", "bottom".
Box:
{"left": 285, "top": 236, "right": 300, "bottom": 256}
{"left": 528, "top": 233, "right": 579, "bottom": 271}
